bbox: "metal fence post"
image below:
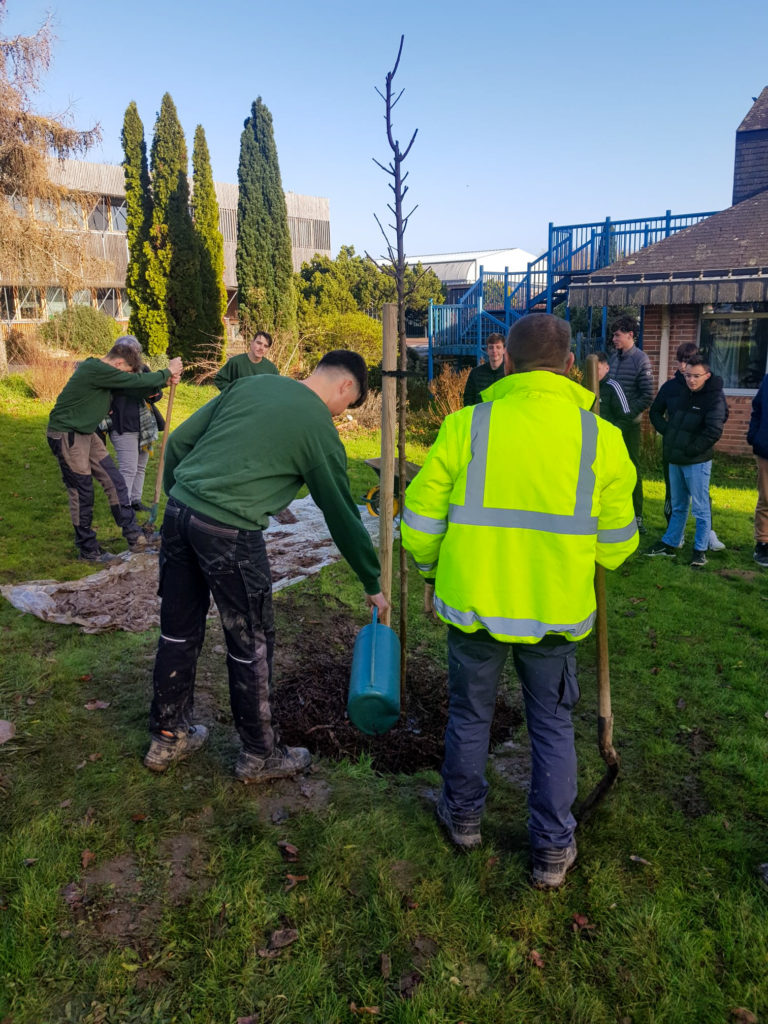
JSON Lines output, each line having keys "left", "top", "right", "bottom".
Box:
{"left": 427, "top": 299, "right": 434, "bottom": 382}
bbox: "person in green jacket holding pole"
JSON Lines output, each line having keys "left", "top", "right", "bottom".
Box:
{"left": 46, "top": 338, "right": 182, "bottom": 561}
{"left": 144, "top": 350, "right": 389, "bottom": 783}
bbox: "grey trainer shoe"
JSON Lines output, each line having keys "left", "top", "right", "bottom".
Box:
{"left": 234, "top": 745, "right": 311, "bottom": 783}
{"left": 143, "top": 724, "right": 209, "bottom": 773}
{"left": 531, "top": 841, "right": 578, "bottom": 890}
{"left": 435, "top": 791, "right": 482, "bottom": 850}
{"left": 708, "top": 530, "right": 725, "bottom": 552}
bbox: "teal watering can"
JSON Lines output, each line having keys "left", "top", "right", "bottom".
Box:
{"left": 347, "top": 608, "right": 401, "bottom": 736}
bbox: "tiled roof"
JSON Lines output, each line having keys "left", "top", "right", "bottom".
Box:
{"left": 738, "top": 86, "right": 768, "bottom": 132}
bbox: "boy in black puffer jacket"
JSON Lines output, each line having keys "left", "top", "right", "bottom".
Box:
{"left": 647, "top": 355, "right": 728, "bottom": 567}
{"left": 747, "top": 373, "right": 768, "bottom": 567}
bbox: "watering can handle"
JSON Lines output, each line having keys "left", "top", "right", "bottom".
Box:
{"left": 371, "top": 607, "right": 378, "bottom": 626}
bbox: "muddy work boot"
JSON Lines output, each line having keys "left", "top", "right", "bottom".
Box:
{"left": 77, "top": 546, "right": 116, "bottom": 564}
{"left": 143, "top": 725, "right": 208, "bottom": 773}
{"left": 234, "top": 746, "right": 311, "bottom": 784}
{"left": 127, "top": 532, "right": 147, "bottom": 553}
{"left": 531, "top": 841, "right": 578, "bottom": 890}
{"left": 435, "top": 791, "right": 482, "bottom": 850}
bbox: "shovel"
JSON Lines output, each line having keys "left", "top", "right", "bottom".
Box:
{"left": 575, "top": 354, "right": 620, "bottom": 823}
{"left": 146, "top": 378, "right": 177, "bottom": 532}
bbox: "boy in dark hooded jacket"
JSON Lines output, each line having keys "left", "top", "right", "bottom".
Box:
{"left": 747, "top": 373, "right": 768, "bottom": 567}
{"left": 647, "top": 356, "right": 727, "bottom": 567}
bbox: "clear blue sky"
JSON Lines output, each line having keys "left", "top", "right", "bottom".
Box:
{"left": 7, "top": 0, "right": 768, "bottom": 260}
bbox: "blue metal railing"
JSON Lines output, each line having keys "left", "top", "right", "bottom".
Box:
{"left": 427, "top": 208, "right": 718, "bottom": 371}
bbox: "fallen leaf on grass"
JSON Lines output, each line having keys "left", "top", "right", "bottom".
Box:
{"left": 79, "top": 674, "right": 93, "bottom": 682}
{"left": 486, "top": 856, "right": 500, "bottom": 868}
{"left": 731, "top": 1010, "right": 757, "bottom": 1024}
{"left": 61, "top": 882, "right": 82, "bottom": 907}
{"left": 236, "top": 1016, "right": 260, "bottom": 1024}
{"left": 88, "top": 752, "right": 102, "bottom": 762}
{"left": 284, "top": 873, "right": 308, "bottom": 892}
{"left": 81, "top": 849, "right": 96, "bottom": 869}
{"left": 529, "top": 950, "right": 545, "bottom": 968}
{"left": 81, "top": 807, "right": 96, "bottom": 826}
{"left": 650, "top": 666, "right": 659, "bottom": 675}
{"left": 131, "top": 813, "right": 148, "bottom": 822}
{"left": 0, "top": 721, "right": 15, "bottom": 744}
{"left": 629, "top": 596, "right": 646, "bottom": 604}
{"left": 722, "top": 818, "right": 731, "bottom": 831}
{"left": 629, "top": 854, "right": 652, "bottom": 866}
{"left": 59, "top": 799, "right": 72, "bottom": 809}
{"left": 349, "top": 1004, "right": 380, "bottom": 1016}
{"left": 380, "top": 953, "right": 391, "bottom": 979}
{"left": 23, "top": 858, "right": 38, "bottom": 867}
{"left": 75, "top": 760, "right": 86, "bottom": 770}
{"left": 571, "top": 913, "right": 596, "bottom": 932}
{"left": 84, "top": 700, "right": 110, "bottom": 711}
{"left": 26, "top": 698, "right": 36, "bottom": 706}
{"left": 257, "top": 927, "right": 299, "bottom": 957}
{"left": 676, "top": 698, "right": 687, "bottom": 710}
{"left": 277, "top": 840, "right": 299, "bottom": 862}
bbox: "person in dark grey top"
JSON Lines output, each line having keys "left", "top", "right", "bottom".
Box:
{"left": 609, "top": 316, "right": 654, "bottom": 532}
{"left": 463, "top": 333, "right": 506, "bottom": 406}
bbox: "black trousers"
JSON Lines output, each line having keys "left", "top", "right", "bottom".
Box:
{"left": 621, "top": 421, "right": 643, "bottom": 518}
{"left": 150, "top": 498, "right": 277, "bottom": 756}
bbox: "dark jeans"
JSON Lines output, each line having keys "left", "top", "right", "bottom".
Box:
{"left": 150, "top": 498, "right": 277, "bottom": 756}
{"left": 444, "top": 626, "right": 580, "bottom": 850}
{"left": 46, "top": 429, "right": 140, "bottom": 553}
{"left": 621, "top": 421, "right": 643, "bottom": 518}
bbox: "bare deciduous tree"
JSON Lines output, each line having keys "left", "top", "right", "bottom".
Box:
{"left": 0, "top": 1, "right": 101, "bottom": 373}
{"left": 368, "top": 35, "right": 419, "bottom": 686}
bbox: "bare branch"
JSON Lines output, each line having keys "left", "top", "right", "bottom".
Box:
{"left": 401, "top": 129, "right": 418, "bottom": 161}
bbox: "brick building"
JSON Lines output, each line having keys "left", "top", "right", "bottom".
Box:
{"left": 570, "top": 88, "right": 768, "bottom": 455}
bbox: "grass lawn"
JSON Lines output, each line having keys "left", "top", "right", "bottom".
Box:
{"left": 1, "top": 375, "right": 767, "bottom": 1024}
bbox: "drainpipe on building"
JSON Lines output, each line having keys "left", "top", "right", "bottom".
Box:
{"left": 658, "top": 306, "right": 670, "bottom": 385}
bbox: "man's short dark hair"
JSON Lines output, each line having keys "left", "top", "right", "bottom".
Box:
{"left": 596, "top": 351, "right": 610, "bottom": 365}
{"left": 106, "top": 341, "right": 142, "bottom": 373}
{"left": 486, "top": 333, "right": 505, "bottom": 346}
{"left": 317, "top": 349, "right": 369, "bottom": 408}
{"left": 676, "top": 342, "right": 699, "bottom": 363}
{"left": 611, "top": 315, "right": 638, "bottom": 338}
{"left": 254, "top": 331, "right": 273, "bottom": 348}
{"left": 506, "top": 313, "right": 571, "bottom": 372}
{"left": 686, "top": 354, "right": 710, "bottom": 372}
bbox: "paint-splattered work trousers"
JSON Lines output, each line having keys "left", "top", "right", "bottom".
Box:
{"left": 46, "top": 429, "right": 141, "bottom": 555}
{"left": 150, "top": 498, "right": 276, "bottom": 756}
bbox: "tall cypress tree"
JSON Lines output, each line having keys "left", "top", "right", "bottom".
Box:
{"left": 121, "top": 102, "right": 154, "bottom": 350}
{"left": 145, "top": 93, "right": 201, "bottom": 358}
{"left": 236, "top": 97, "right": 296, "bottom": 336}
{"left": 192, "top": 125, "right": 226, "bottom": 362}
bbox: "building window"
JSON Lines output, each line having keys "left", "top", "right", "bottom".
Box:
{"left": 96, "top": 288, "right": 118, "bottom": 318}
{"left": 71, "top": 289, "right": 92, "bottom": 307}
{"left": 17, "top": 287, "right": 41, "bottom": 320}
{"left": 33, "top": 198, "right": 58, "bottom": 222}
{"left": 111, "top": 199, "right": 128, "bottom": 232}
{"left": 699, "top": 303, "right": 768, "bottom": 390}
{"left": 87, "top": 198, "right": 110, "bottom": 231}
{"left": 119, "top": 289, "right": 131, "bottom": 319}
{"left": 61, "top": 199, "right": 83, "bottom": 229}
{"left": 0, "top": 287, "right": 16, "bottom": 320}
{"left": 46, "top": 287, "right": 67, "bottom": 316}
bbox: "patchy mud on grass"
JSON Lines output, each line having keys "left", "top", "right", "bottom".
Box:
{"left": 269, "top": 591, "right": 522, "bottom": 774}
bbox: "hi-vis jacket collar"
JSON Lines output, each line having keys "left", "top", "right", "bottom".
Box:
{"left": 480, "top": 369, "right": 595, "bottom": 410}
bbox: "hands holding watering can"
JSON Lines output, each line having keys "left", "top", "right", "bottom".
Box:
{"left": 366, "top": 591, "right": 389, "bottom": 614}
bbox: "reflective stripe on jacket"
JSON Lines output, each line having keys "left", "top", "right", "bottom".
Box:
{"left": 401, "top": 370, "right": 638, "bottom": 644}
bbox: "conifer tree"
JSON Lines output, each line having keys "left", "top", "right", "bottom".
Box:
{"left": 144, "top": 93, "right": 201, "bottom": 358}
{"left": 236, "top": 97, "right": 296, "bottom": 336}
{"left": 192, "top": 124, "right": 226, "bottom": 362}
{"left": 121, "top": 102, "right": 154, "bottom": 350}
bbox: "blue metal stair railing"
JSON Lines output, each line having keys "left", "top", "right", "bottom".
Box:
{"left": 427, "top": 208, "right": 718, "bottom": 372}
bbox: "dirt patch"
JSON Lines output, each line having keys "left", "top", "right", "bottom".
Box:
{"left": 675, "top": 727, "right": 715, "bottom": 757}
{"left": 717, "top": 569, "right": 759, "bottom": 582}
{"left": 271, "top": 593, "right": 522, "bottom": 774}
{"left": 252, "top": 773, "right": 333, "bottom": 823}
{"left": 672, "top": 727, "right": 714, "bottom": 818}
{"left": 157, "top": 833, "right": 212, "bottom": 904}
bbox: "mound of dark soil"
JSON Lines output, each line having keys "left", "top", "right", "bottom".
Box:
{"left": 272, "top": 594, "right": 522, "bottom": 774}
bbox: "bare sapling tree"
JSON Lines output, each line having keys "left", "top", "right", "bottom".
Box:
{"left": 368, "top": 34, "right": 418, "bottom": 689}
{"left": 0, "top": 1, "right": 102, "bottom": 374}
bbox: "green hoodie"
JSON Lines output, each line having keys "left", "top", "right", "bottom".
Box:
{"left": 165, "top": 375, "right": 381, "bottom": 594}
{"left": 213, "top": 352, "right": 279, "bottom": 391}
{"left": 48, "top": 358, "right": 171, "bottom": 434}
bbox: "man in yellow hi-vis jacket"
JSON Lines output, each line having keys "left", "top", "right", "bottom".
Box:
{"left": 402, "top": 313, "right": 637, "bottom": 889}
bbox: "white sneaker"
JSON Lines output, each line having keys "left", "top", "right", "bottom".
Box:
{"left": 708, "top": 530, "right": 725, "bottom": 552}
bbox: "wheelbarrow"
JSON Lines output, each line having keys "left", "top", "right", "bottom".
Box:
{"left": 361, "top": 457, "right": 421, "bottom": 517}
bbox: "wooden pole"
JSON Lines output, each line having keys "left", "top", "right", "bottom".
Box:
{"left": 379, "top": 303, "right": 397, "bottom": 626}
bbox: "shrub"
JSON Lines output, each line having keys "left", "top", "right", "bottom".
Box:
{"left": 10, "top": 331, "right": 75, "bottom": 401}
{"left": 301, "top": 311, "right": 382, "bottom": 370}
{"left": 39, "top": 305, "right": 122, "bottom": 356}
{"left": 428, "top": 362, "right": 471, "bottom": 423}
